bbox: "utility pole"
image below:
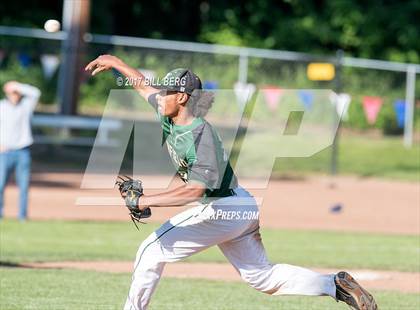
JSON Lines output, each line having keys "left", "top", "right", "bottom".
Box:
{"left": 57, "top": 0, "right": 90, "bottom": 115}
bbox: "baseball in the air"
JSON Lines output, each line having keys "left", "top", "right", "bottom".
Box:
{"left": 44, "top": 19, "right": 60, "bottom": 33}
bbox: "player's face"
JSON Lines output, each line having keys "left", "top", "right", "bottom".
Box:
{"left": 156, "top": 90, "right": 187, "bottom": 117}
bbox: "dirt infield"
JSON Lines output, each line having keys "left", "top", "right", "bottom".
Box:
{"left": 21, "top": 261, "right": 420, "bottom": 293}
{"left": 3, "top": 172, "right": 419, "bottom": 234}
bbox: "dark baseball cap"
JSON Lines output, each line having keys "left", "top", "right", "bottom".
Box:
{"left": 155, "top": 68, "right": 202, "bottom": 95}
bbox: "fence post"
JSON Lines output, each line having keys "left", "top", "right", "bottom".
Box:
{"left": 331, "top": 50, "right": 344, "bottom": 176}
{"left": 238, "top": 49, "right": 249, "bottom": 83}
{"left": 404, "top": 65, "right": 416, "bottom": 148}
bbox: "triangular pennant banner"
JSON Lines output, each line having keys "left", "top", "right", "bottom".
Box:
{"left": 40, "top": 54, "right": 60, "bottom": 79}
{"left": 393, "top": 99, "right": 405, "bottom": 128}
{"left": 330, "top": 93, "right": 351, "bottom": 121}
{"left": 203, "top": 80, "right": 219, "bottom": 90}
{"left": 18, "top": 52, "right": 31, "bottom": 68}
{"left": 298, "top": 90, "right": 314, "bottom": 110}
{"left": 262, "top": 86, "right": 283, "bottom": 111}
{"left": 362, "top": 96, "right": 383, "bottom": 125}
{"left": 234, "top": 82, "right": 256, "bottom": 111}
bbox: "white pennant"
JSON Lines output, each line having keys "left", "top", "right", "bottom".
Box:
{"left": 40, "top": 54, "right": 60, "bottom": 79}
{"left": 234, "top": 82, "right": 256, "bottom": 111}
{"left": 330, "top": 92, "right": 351, "bottom": 121}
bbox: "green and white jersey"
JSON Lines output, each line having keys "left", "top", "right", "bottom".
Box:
{"left": 148, "top": 93, "right": 238, "bottom": 202}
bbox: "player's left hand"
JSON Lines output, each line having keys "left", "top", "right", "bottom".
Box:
{"left": 115, "top": 175, "right": 152, "bottom": 229}
{"left": 137, "top": 201, "right": 151, "bottom": 212}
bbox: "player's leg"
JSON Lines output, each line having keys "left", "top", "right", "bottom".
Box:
{"left": 14, "top": 148, "right": 31, "bottom": 220}
{"left": 124, "top": 200, "right": 254, "bottom": 310}
{"left": 123, "top": 207, "right": 205, "bottom": 310}
{"left": 217, "top": 185, "right": 337, "bottom": 296}
{"left": 218, "top": 228, "right": 337, "bottom": 297}
{"left": 218, "top": 187, "right": 377, "bottom": 309}
{"left": 0, "top": 151, "right": 14, "bottom": 218}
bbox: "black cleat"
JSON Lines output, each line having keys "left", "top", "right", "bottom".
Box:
{"left": 335, "top": 271, "right": 378, "bottom": 310}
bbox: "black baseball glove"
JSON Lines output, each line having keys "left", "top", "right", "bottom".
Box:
{"left": 115, "top": 175, "right": 151, "bottom": 229}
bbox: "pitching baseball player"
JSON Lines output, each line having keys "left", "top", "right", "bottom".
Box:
{"left": 85, "top": 55, "right": 378, "bottom": 310}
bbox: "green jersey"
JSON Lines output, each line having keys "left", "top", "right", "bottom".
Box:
{"left": 148, "top": 93, "right": 238, "bottom": 202}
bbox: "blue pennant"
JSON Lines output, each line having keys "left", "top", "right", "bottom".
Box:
{"left": 393, "top": 99, "right": 405, "bottom": 128}
{"left": 203, "top": 80, "right": 218, "bottom": 90}
{"left": 298, "top": 90, "right": 314, "bottom": 110}
{"left": 18, "top": 53, "right": 31, "bottom": 68}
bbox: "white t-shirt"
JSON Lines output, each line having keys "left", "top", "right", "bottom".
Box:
{"left": 0, "top": 83, "right": 40, "bottom": 151}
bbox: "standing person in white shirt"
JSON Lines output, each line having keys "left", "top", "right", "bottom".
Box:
{"left": 0, "top": 81, "right": 40, "bottom": 220}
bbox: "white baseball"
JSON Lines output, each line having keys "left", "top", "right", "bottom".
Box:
{"left": 44, "top": 19, "right": 61, "bottom": 33}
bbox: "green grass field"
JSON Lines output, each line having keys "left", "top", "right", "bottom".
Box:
{"left": 1, "top": 220, "right": 419, "bottom": 309}
{"left": 1, "top": 268, "right": 419, "bottom": 310}
{"left": 233, "top": 131, "right": 420, "bottom": 181}
{"left": 32, "top": 125, "right": 420, "bottom": 181}
{"left": 1, "top": 220, "right": 419, "bottom": 272}
{"left": 335, "top": 135, "right": 420, "bottom": 180}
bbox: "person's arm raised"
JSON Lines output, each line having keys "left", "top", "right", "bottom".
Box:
{"left": 85, "top": 54, "right": 158, "bottom": 101}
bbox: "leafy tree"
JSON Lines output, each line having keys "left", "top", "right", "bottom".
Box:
{"left": 0, "top": 0, "right": 418, "bottom": 62}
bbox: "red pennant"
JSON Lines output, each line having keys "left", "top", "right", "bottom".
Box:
{"left": 362, "top": 96, "right": 383, "bottom": 125}
{"left": 262, "top": 86, "right": 283, "bottom": 111}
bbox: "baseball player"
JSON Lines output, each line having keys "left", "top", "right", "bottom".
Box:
{"left": 85, "top": 55, "right": 378, "bottom": 310}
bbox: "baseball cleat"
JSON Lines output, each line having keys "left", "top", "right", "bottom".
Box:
{"left": 335, "top": 271, "right": 378, "bottom": 310}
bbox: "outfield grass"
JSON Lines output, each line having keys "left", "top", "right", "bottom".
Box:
{"left": 0, "top": 268, "right": 418, "bottom": 310}
{"left": 32, "top": 127, "right": 420, "bottom": 181}
{"left": 336, "top": 135, "right": 420, "bottom": 180}
{"left": 1, "top": 220, "right": 418, "bottom": 272}
{"left": 236, "top": 132, "right": 420, "bottom": 181}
